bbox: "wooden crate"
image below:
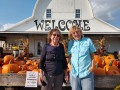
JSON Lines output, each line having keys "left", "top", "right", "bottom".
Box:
{"left": 94, "top": 75, "right": 120, "bottom": 88}
{"left": 0, "top": 74, "right": 26, "bottom": 86}
{"left": 0, "top": 73, "right": 120, "bottom": 89}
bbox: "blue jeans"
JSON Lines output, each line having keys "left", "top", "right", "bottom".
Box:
{"left": 71, "top": 73, "right": 94, "bottom": 90}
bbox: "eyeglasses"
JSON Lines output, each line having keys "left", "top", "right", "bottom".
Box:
{"left": 52, "top": 34, "right": 60, "bottom": 37}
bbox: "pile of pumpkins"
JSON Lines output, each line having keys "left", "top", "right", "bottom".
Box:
{"left": 0, "top": 55, "right": 40, "bottom": 74}
{"left": 94, "top": 54, "right": 120, "bottom": 75}
{"left": 1, "top": 54, "right": 120, "bottom": 75}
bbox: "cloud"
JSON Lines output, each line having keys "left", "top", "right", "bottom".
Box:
{"left": 90, "top": 0, "right": 120, "bottom": 21}
{"left": 0, "top": 23, "right": 15, "bottom": 31}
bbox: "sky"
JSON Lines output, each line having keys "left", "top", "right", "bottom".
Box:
{"left": 0, "top": 0, "right": 120, "bottom": 30}
{"left": 90, "top": 0, "right": 120, "bottom": 29}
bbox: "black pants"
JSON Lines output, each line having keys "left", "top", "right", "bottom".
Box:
{"left": 41, "top": 73, "right": 64, "bottom": 90}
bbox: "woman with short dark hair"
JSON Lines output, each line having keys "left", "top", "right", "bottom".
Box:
{"left": 39, "top": 29, "right": 68, "bottom": 90}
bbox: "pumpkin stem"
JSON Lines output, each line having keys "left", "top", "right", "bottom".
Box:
{"left": 21, "top": 65, "right": 25, "bottom": 71}
{"left": 9, "top": 60, "right": 13, "bottom": 64}
{"left": 95, "top": 63, "right": 98, "bottom": 68}
{"left": 109, "top": 60, "right": 113, "bottom": 66}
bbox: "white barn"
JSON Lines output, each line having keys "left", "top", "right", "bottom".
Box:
{"left": 0, "top": 0, "right": 120, "bottom": 57}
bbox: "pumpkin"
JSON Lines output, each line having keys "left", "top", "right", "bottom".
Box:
{"left": 27, "top": 65, "right": 35, "bottom": 71}
{"left": 108, "top": 54, "right": 115, "bottom": 58}
{"left": 94, "top": 55, "right": 103, "bottom": 67}
{"left": 33, "top": 63, "right": 39, "bottom": 68}
{"left": 2, "top": 61, "right": 19, "bottom": 74}
{"left": 0, "top": 58, "right": 3, "bottom": 66}
{"left": 14, "top": 60, "right": 25, "bottom": 66}
{"left": 107, "top": 69, "right": 120, "bottom": 75}
{"left": 33, "top": 60, "right": 39, "bottom": 64}
{"left": 94, "top": 63, "right": 106, "bottom": 75}
{"left": 104, "top": 55, "right": 117, "bottom": 66}
{"left": 119, "top": 68, "right": 120, "bottom": 73}
{"left": 3, "top": 55, "right": 14, "bottom": 64}
{"left": 19, "top": 64, "right": 28, "bottom": 71}
{"left": 104, "top": 64, "right": 118, "bottom": 73}
{"left": 0, "top": 67, "right": 2, "bottom": 73}
{"left": 2, "top": 64, "right": 19, "bottom": 74}
{"left": 26, "top": 60, "right": 32, "bottom": 65}
{"left": 18, "top": 70, "right": 27, "bottom": 74}
{"left": 32, "top": 69, "right": 40, "bottom": 73}
{"left": 112, "top": 60, "right": 117, "bottom": 66}
{"left": 117, "top": 61, "right": 120, "bottom": 68}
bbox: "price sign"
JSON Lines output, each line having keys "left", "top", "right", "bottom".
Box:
{"left": 25, "top": 71, "right": 38, "bottom": 87}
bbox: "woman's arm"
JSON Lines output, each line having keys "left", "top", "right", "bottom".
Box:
{"left": 61, "top": 44, "right": 68, "bottom": 70}
{"left": 39, "top": 44, "right": 47, "bottom": 81}
{"left": 39, "top": 44, "right": 46, "bottom": 70}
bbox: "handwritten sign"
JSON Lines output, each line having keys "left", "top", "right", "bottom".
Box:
{"left": 25, "top": 71, "right": 38, "bottom": 87}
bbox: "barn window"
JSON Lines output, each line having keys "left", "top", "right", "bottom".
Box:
{"left": 46, "top": 9, "right": 51, "bottom": 18}
{"left": 75, "top": 9, "right": 80, "bottom": 18}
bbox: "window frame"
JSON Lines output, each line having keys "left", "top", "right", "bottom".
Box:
{"left": 75, "top": 9, "right": 80, "bottom": 18}
{"left": 46, "top": 9, "right": 51, "bottom": 18}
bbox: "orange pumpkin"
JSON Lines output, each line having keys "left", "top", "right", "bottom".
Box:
{"left": 19, "top": 64, "right": 28, "bottom": 71}
{"left": 104, "top": 64, "right": 118, "bottom": 73}
{"left": 26, "top": 60, "right": 32, "bottom": 65}
{"left": 112, "top": 60, "right": 117, "bottom": 66}
{"left": 0, "top": 67, "right": 2, "bottom": 73}
{"left": 107, "top": 70, "right": 120, "bottom": 75}
{"left": 33, "top": 61, "right": 39, "bottom": 68}
{"left": 117, "top": 61, "right": 120, "bottom": 68}
{"left": 2, "top": 63, "right": 19, "bottom": 74}
{"left": 3, "top": 55, "right": 14, "bottom": 64}
{"left": 94, "top": 63, "right": 106, "bottom": 75}
{"left": 94, "top": 55, "right": 103, "bottom": 67}
{"left": 18, "top": 70, "right": 27, "bottom": 74}
{"left": 14, "top": 61, "right": 25, "bottom": 66}
{"left": 2, "top": 61, "right": 19, "bottom": 74}
{"left": 0, "top": 58, "right": 3, "bottom": 66}
{"left": 104, "top": 55, "right": 115, "bottom": 65}
{"left": 119, "top": 68, "right": 120, "bottom": 73}
{"left": 32, "top": 69, "right": 40, "bottom": 73}
{"left": 27, "top": 65, "right": 35, "bottom": 71}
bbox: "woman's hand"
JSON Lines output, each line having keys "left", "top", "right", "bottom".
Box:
{"left": 89, "top": 66, "right": 94, "bottom": 73}
{"left": 39, "top": 69, "right": 44, "bottom": 81}
{"left": 67, "top": 63, "right": 72, "bottom": 71}
{"left": 65, "top": 74, "right": 69, "bottom": 83}
{"left": 89, "top": 59, "right": 95, "bottom": 73}
{"left": 64, "top": 69, "right": 69, "bottom": 84}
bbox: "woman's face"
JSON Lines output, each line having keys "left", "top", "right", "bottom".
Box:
{"left": 50, "top": 31, "right": 60, "bottom": 43}
{"left": 71, "top": 30, "right": 81, "bottom": 40}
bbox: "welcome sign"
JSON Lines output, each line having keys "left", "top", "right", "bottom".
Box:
{"left": 34, "top": 19, "right": 90, "bottom": 31}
